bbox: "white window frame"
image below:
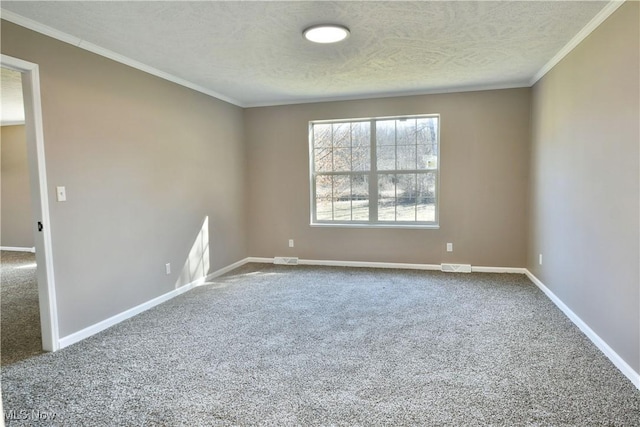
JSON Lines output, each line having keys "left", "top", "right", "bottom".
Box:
{"left": 309, "top": 114, "right": 440, "bottom": 229}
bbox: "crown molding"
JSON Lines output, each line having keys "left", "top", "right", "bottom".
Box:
{"left": 0, "top": 9, "right": 245, "bottom": 107}
{"left": 530, "top": 0, "right": 626, "bottom": 86}
{"left": 244, "top": 81, "right": 531, "bottom": 108}
{"left": 1, "top": 120, "right": 25, "bottom": 126}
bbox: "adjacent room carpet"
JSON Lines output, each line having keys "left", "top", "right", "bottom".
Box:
{"left": 1, "top": 263, "right": 638, "bottom": 426}
{"left": 1, "top": 250, "right": 44, "bottom": 366}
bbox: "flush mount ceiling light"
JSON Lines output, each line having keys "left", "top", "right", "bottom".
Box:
{"left": 303, "top": 24, "right": 350, "bottom": 44}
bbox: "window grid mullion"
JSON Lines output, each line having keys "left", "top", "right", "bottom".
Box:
{"left": 310, "top": 124, "right": 317, "bottom": 223}
{"left": 414, "top": 120, "right": 418, "bottom": 221}
{"left": 433, "top": 171, "right": 439, "bottom": 225}
{"left": 350, "top": 123, "right": 353, "bottom": 221}
{"left": 394, "top": 121, "right": 398, "bottom": 221}
{"left": 369, "top": 119, "right": 378, "bottom": 222}
{"left": 331, "top": 125, "right": 335, "bottom": 221}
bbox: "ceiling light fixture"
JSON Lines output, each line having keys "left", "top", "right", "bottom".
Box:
{"left": 303, "top": 24, "right": 350, "bottom": 44}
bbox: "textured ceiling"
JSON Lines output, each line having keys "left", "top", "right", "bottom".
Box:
{"left": 1, "top": 1, "right": 609, "bottom": 107}
{"left": 0, "top": 68, "right": 25, "bottom": 125}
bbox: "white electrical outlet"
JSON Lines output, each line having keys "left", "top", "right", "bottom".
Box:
{"left": 289, "top": 239, "right": 294, "bottom": 248}
{"left": 539, "top": 254, "right": 543, "bottom": 265}
{"left": 446, "top": 243, "right": 453, "bottom": 252}
{"left": 165, "top": 263, "right": 171, "bottom": 275}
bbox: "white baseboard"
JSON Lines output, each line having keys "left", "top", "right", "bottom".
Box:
{"left": 1, "top": 246, "right": 36, "bottom": 253}
{"left": 202, "top": 257, "right": 251, "bottom": 281}
{"left": 300, "top": 259, "right": 441, "bottom": 270}
{"left": 58, "top": 257, "right": 252, "bottom": 349}
{"left": 58, "top": 280, "right": 198, "bottom": 349}
{"left": 246, "top": 257, "right": 524, "bottom": 273}
{"left": 472, "top": 266, "right": 526, "bottom": 274}
{"left": 246, "top": 257, "right": 276, "bottom": 264}
{"left": 525, "top": 269, "right": 640, "bottom": 390}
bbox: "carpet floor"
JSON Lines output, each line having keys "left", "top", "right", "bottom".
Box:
{"left": 1, "top": 250, "right": 44, "bottom": 366}
{"left": 1, "top": 263, "right": 638, "bottom": 426}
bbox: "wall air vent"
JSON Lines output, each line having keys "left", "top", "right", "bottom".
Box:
{"left": 274, "top": 257, "right": 299, "bottom": 265}
{"left": 441, "top": 263, "right": 472, "bottom": 273}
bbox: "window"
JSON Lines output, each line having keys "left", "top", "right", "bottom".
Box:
{"left": 310, "top": 115, "right": 439, "bottom": 227}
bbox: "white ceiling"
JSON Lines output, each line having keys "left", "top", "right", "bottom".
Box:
{"left": 0, "top": 67, "right": 25, "bottom": 126}
{"left": 1, "top": 1, "right": 611, "bottom": 107}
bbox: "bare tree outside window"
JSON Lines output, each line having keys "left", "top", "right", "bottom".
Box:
{"left": 311, "top": 115, "right": 439, "bottom": 226}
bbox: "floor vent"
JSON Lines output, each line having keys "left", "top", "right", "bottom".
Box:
{"left": 274, "top": 257, "right": 299, "bottom": 265}
{"left": 441, "top": 263, "right": 472, "bottom": 273}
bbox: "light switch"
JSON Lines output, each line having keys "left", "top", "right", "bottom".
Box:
{"left": 56, "top": 186, "right": 66, "bottom": 202}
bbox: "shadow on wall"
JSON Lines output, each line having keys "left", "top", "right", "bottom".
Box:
{"left": 175, "top": 216, "right": 210, "bottom": 289}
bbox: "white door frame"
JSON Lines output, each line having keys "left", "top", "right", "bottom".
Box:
{"left": 2, "top": 54, "right": 59, "bottom": 351}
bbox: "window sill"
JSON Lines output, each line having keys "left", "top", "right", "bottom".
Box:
{"left": 310, "top": 223, "right": 440, "bottom": 230}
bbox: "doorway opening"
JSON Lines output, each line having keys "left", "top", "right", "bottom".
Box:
{"left": 1, "top": 54, "right": 58, "bottom": 360}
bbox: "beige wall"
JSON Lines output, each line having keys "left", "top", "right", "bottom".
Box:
{"left": 3, "top": 3, "right": 636, "bottom": 378}
{"left": 1, "top": 125, "right": 34, "bottom": 248}
{"left": 528, "top": 2, "right": 639, "bottom": 373}
{"left": 1, "top": 21, "right": 247, "bottom": 337}
{"left": 245, "top": 88, "right": 531, "bottom": 266}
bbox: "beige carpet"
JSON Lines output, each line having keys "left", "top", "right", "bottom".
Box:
{"left": 1, "top": 250, "right": 43, "bottom": 366}
{"left": 2, "top": 263, "right": 638, "bottom": 425}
